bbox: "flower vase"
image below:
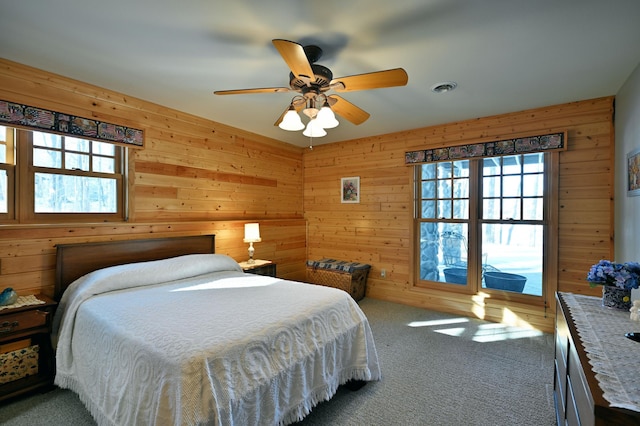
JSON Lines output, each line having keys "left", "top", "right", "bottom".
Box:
{"left": 602, "top": 285, "right": 632, "bottom": 310}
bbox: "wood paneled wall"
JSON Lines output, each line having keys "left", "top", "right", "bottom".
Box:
{"left": 304, "top": 97, "right": 615, "bottom": 332}
{"left": 0, "top": 58, "right": 615, "bottom": 333}
{"left": 0, "top": 59, "right": 307, "bottom": 298}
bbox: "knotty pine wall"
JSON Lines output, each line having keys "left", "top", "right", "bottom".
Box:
{"left": 304, "top": 96, "right": 614, "bottom": 332}
{"left": 0, "top": 58, "right": 615, "bottom": 333}
{"left": 0, "top": 59, "right": 307, "bottom": 298}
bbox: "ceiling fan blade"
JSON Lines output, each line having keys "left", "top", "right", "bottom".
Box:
{"left": 214, "top": 87, "right": 290, "bottom": 95}
{"left": 272, "top": 39, "right": 315, "bottom": 83}
{"left": 328, "top": 95, "right": 370, "bottom": 125}
{"left": 273, "top": 101, "right": 306, "bottom": 126}
{"left": 331, "top": 68, "right": 408, "bottom": 92}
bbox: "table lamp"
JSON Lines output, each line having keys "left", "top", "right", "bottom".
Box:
{"left": 243, "top": 223, "right": 261, "bottom": 264}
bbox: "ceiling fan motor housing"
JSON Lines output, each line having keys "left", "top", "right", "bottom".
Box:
{"left": 289, "top": 63, "right": 333, "bottom": 93}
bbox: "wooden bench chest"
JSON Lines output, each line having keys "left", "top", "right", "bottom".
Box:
{"left": 306, "top": 259, "right": 371, "bottom": 301}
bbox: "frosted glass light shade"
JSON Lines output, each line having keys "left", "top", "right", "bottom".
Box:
{"left": 279, "top": 109, "right": 305, "bottom": 131}
{"left": 303, "top": 119, "right": 327, "bottom": 137}
{"left": 316, "top": 105, "right": 339, "bottom": 129}
{"left": 243, "top": 223, "right": 261, "bottom": 242}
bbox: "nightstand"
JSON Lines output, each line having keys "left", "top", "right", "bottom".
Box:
{"left": 239, "top": 260, "right": 276, "bottom": 277}
{"left": 0, "top": 294, "right": 57, "bottom": 402}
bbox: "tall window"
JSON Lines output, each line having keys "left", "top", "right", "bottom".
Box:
{"left": 0, "top": 125, "right": 126, "bottom": 223}
{"left": 416, "top": 153, "right": 553, "bottom": 300}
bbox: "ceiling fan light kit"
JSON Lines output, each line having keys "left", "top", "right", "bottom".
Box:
{"left": 302, "top": 118, "right": 327, "bottom": 138}
{"left": 316, "top": 100, "right": 339, "bottom": 129}
{"left": 279, "top": 105, "right": 305, "bottom": 131}
{"left": 214, "top": 39, "right": 408, "bottom": 139}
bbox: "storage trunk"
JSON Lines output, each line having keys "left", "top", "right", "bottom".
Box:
{"left": 306, "top": 259, "right": 370, "bottom": 301}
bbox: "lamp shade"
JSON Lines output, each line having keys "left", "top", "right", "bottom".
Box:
{"left": 316, "top": 103, "right": 339, "bottom": 129}
{"left": 279, "top": 108, "right": 305, "bottom": 131}
{"left": 303, "top": 119, "right": 327, "bottom": 137}
{"left": 243, "top": 223, "right": 261, "bottom": 242}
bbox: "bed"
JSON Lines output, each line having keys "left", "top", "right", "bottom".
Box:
{"left": 52, "top": 235, "right": 381, "bottom": 426}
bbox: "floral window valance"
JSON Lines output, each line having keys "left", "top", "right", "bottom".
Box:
{"left": 0, "top": 99, "right": 144, "bottom": 148}
{"left": 404, "top": 132, "right": 566, "bottom": 165}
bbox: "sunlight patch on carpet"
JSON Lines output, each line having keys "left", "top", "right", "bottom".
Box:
{"left": 472, "top": 323, "right": 543, "bottom": 342}
{"left": 407, "top": 317, "right": 470, "bottom": 327}
{"left": 407, "top": 316, "right": 543, "bottom": 342}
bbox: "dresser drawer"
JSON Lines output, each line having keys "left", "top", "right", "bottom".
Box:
{"left": 0, "top": 309, "right": 49, "bottom": 336}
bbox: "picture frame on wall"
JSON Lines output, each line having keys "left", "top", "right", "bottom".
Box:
{"left": 341, "top": 176, "right": 360, "bottom": 203}
{"left": 628, "top": 147, "right": 640, "bottom": 197}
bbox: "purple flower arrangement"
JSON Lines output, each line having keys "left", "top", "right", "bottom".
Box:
{"left": 587, "top": 260, "right": 640, "bottom": 290}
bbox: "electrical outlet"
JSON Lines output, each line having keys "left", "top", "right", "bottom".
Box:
{"left": 381, "top": 269, "right": 386, "bottom": 278}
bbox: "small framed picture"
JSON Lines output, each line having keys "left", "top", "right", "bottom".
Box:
{"left": 341, "top": 176, "right": 360, "bottom": 203}
{"left": 628, "top": 148, "right": 640, "bottom": 197}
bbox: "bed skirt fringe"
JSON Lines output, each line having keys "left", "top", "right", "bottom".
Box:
{"left": 279, "top": 367, "right": 378, "bottom": 426}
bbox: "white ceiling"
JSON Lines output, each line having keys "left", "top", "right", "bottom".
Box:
{"left": 1, "top": 0, "right": 640, "bottom": 148}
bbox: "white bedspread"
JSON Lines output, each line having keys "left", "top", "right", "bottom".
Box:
{"left": 53, "top": 254, "right": 380, "bottom": 426}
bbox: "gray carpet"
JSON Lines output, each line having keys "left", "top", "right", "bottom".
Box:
{"left": 0, "top": 298, "right": 556, "bottom": 426}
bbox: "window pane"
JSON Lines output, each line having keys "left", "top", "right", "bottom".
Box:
{"left": 33, "top": 132, "right": 61, "bottom": 148}
{"left": 422, "top": 181, "right": 436, "bottom": 198}
{"left": 483, "top": 176, "right": 501, "bottom": 197}
{"left": 0, "top": 169, "right": 6, "bottom": 213}
{"left": 523, "top": 198, "right": 543, "bottom": 220}
{"left": 453, "top": 200, "right": 469, "bottom": 220}
{"left": 502, "top": 198, "right": 521, "bottom": 220}
{"left": 419, "top": 222, "right": 440, "bottom": 281}
{"left": 483, "top": 157, "right": 500, "bottom": 175}
{"left": 453, "top": 160, "right": 469, "bottom": 177}
{"left": 453, "top": 177, "right": 469, "bottom": 198}
{"left": 65, "top": 153, "right": 89, "bottom": 172}
{"left": 481, "top": 223, "right": 543, "bottom": 296}
{"left": 438, "top": 163, "right": 453, "bottom": 179}
{"left": 93, "top": 141, "right": 115, "bottom": 156}
{"left": 437, "top": 200, "right": 451, "bottom": 218}
{"left": 523, "top": 174, "right": 543, "bottom": 197}
{"left": 523, "top": 153, "right": 544, "bottom": 173}
{"left": 65, "top": 153, "right": 89, "bottom": 171}
{"left": 503, "top": 155, "right": 521, "bottom": 174}
{"left": 94, "top": 156, "right": 115, "bottom": 173}
{"left": 438, "top": 179, "right": 452, "bottom": 199}
{"left": 419, "top": 222, "right": 469, "bottom": 285}
{"left": 65, "top": 137, "right": 90, "bottom": 152}
{"left": 422, "top": 200, "right": 436, "bottom": 218}
{"left": 422, "top": 163, "right": 436, "bottom": 179}
{"left": 503, "top": 175, "right": 521, "bottom": 197}
{"left": 33, "top": 148, "right": 61, "bottom": 168}
{"left": 483, "top": 198, "right": 500, "bottom": 220}
{"left": 35, "top": 173, "right": 117, "bottom": 213}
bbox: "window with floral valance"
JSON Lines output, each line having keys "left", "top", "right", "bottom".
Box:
{"left": 0, "top": 99, "right": 144, "bottom": 149}
{"left": 404, "top": 132, "right": 566, "bottom": 165}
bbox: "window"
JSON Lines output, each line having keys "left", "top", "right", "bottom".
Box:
{"left": 416, "top": 153, "right": 555, "bottom": 300}
{"left": 0, "top": 125, "right": 126, "bottom": 223}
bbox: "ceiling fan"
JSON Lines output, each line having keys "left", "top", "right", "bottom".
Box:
{"left": 214, "top": 39, "right": 408, "bottom": 137}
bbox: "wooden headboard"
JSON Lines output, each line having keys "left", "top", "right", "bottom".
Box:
{"left": 55, "top": 235, "right": 215, "bottom": 300}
